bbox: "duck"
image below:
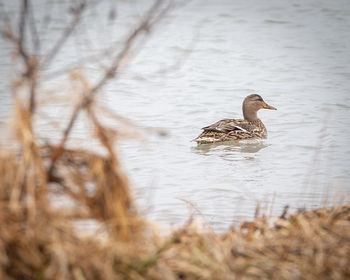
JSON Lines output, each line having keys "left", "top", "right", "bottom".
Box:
{"left": 193, "top": 94, "right": 276, "bottom": 144}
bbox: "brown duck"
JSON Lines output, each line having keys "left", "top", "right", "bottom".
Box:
{"left": 194, "top": 94, "right": 277, "bottom": 144}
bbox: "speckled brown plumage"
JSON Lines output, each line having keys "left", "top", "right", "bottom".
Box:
{"left": 194, "top": 94, "right": 276, "bottom": 144}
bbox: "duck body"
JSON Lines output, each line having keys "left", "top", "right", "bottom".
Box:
{"left": 194, "top": 94, "right": 276, "bottom": 144}
{"left": 194, "top": 118, "right": 267, "bottom": 144}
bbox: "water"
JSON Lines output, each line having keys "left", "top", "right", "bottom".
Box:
{"left": 0, "top": 0, "right": 350, "bottom": 231}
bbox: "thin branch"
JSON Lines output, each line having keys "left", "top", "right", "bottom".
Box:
{"left": 47, "top": 103, "right": 80, "bottom": 175}
{"left": 90, "top": 0, "right": 171, "bottom": 97}
{"left": 28, "top": 0, "right": 40, "bottom": 54}
{"left": 47, "top": 0, "right": 172, "bottom": 176}
{"left": 41, "top": 44, "right": 119, "bottom": 81}
{"left": 28, "top": 59, "right": 38, "bottom": 113}
{"left": 3, "top": 1, "right": 39, "bottom": 113}
{"left": 18, "top": 0, "right": 29, "bottom": 62}
{"left": 19, "top": 0, "right": 28, "bottom": 42}
{"left": 41, "top": 1, "right": 86, "bottom": 68}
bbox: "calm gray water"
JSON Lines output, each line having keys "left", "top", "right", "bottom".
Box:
{"left": 1, "top": 0, "right": 350, "bottom": 231}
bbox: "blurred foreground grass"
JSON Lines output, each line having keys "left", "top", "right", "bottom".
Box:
{"left": 0, "top": 1, "right": 349, "bottom": 279}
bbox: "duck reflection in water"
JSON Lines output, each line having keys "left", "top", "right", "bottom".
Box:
{"left": 191, "top": 140, "right": 269, "bottom": 156}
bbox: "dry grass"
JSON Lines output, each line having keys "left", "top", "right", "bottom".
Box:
{"left": 0, "top": 1, "right": 349, "bottom": 279}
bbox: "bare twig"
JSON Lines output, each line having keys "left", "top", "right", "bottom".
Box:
{"left": 18, "top": 0, "right": 29, "bottom": 62}
{"left": 2, "top": 0, "right": 39, "bottom": 113}
{"left": 41, "top": 1, "right": 86, "bottom": 68}
{"left": 48, "top": 0, "right": 171, "bottom": 176}
{"left": 90, "top": 0, "right": 171, "bottom": 96}
{"left": 28, "top": 0, "right": 40, "bottom": 54}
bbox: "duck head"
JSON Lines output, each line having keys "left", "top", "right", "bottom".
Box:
{"left": 242, "top": 94, "right": 277, "bottom": 121}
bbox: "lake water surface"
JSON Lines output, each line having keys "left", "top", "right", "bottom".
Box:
{"left": 1, "top": 0, "right": 350, "bottom": 231}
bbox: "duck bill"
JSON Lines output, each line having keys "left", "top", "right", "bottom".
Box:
{"left": 262, "top": 103, "right": 277, "bottom": 110}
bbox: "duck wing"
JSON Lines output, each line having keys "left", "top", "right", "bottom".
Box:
{"left": 202, "top": 119, "right": 250, "bottom": 133}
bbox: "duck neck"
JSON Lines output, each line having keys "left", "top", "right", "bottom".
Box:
{"left": 243, "top": 107, "right": 259, "bottom": 122}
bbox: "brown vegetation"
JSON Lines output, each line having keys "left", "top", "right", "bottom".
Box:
{"left": 0, "top": 1, "right": 349, "bottom": 279}
{"left": 1, "top": 148, "right": 349, "bottom": 280}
